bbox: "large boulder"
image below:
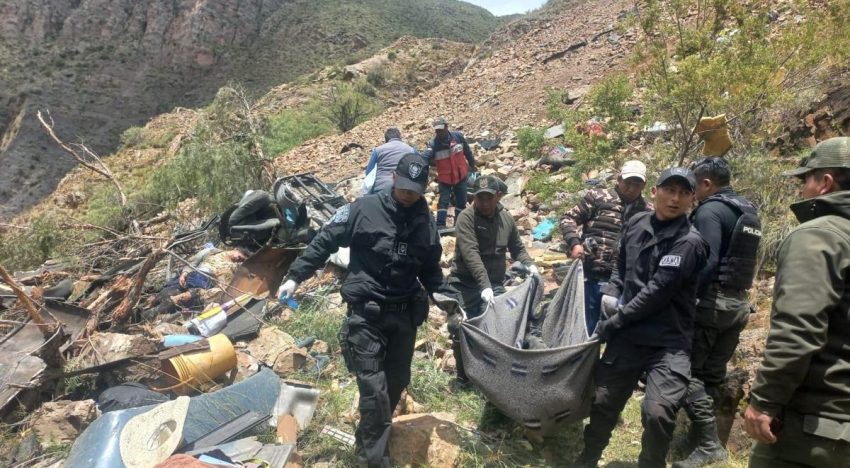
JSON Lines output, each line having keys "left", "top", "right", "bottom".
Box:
{"left": 389, "top": 412, "right": 462, "bottom": 467}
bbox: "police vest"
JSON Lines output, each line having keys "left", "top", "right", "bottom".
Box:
{"left": 433, "top": 134, "right": 469, "bottom": 185}
{"left": 698, "top": 193, "right": 762, "bottom": 290}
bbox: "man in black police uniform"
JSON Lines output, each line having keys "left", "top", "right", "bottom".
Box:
{"left": 675, "top": 158, "right": 761, "bottom": 467}
{"left": 576, "top": 168, "right": 709, "bottom": 468}
{"left": 277, "top": 153, "right": 458, "bottom": 467}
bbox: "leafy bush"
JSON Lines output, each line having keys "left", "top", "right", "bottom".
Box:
{"left": 516, "top": 126, "right": 546, "bottom": 159}
{"left": 632, "top": 0, "right": 850, "bottom": 162}
{"left": 119, "top": 126, "right": 145, "bottom": 148}
{"left": 366, "top": 62, "right": 389, "bottom": 88}
{"left": 324, "top": 84, "right": 380, "bottom": 133}
{"left": 142, "top": 86, "right": 269, "bottom": 213}
{"left": 261, "top": 108, "right": 332, "bottom": 157}
{"left": 0, "top": 215, "right": 70, "bottom": 271}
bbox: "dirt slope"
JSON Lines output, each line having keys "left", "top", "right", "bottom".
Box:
{"left": 271, "top": 0, "right": 636, "bottom": 181}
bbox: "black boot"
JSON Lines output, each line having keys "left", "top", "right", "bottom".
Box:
{"left": 673, "top": 420, "right": 728, "bottom": 468}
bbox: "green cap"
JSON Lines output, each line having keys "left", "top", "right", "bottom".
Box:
{"left": 783, "top": 137, "right": 850, "bottom": 177}
{"left": 472, "top": 175, "right": 504, "bottom": 195}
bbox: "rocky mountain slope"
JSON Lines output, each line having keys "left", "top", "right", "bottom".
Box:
{"left": 0, "top": 0, "right": 505, "bottom": 218}
{"left": 271, "top": 0, "right": 633, "bottom": 181}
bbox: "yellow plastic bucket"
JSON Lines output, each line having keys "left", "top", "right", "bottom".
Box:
{"left": 160, "top": 333, "right": 237, "bottom": 395}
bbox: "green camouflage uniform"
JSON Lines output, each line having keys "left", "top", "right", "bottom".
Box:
{"left": 749, "top": 190, "right": 850, "bottom": 467}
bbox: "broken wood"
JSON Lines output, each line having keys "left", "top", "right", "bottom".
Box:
{"left": 0, "top": 265, "right": 53, "bottom": 338}
{"left": 112, "top": 249, "right": 167, "bottom": 326}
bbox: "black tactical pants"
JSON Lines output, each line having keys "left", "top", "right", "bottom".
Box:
{"left": 340, "top": 301, "right": 421, "bottom": 467}
{"left": 684, "top": 293, "right": 750, "bottom": 423}
{"left": 583, "top": 340, "right": 691, "bottom": 468}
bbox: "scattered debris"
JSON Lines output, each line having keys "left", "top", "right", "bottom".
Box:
{"left": 320, "top": 425, "right": 356, "bottom": 447}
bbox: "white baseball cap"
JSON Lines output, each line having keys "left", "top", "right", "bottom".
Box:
{"left": 620, "top": 160, "right": 647, "bottom": 181}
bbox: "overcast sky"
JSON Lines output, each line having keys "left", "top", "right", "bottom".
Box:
{"left": 464, "top": 0, "right": 549, "bottom": 16}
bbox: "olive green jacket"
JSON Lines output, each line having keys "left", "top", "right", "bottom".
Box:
{"left": 451, "top": 204, "right": 534, "bottom": 291}
{"left": 750, "top": 191, "right": 850, "bottom": 422}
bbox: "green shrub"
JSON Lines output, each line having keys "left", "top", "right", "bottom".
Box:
{"left": 142, "top": 86, "right": 269, "bottom": 213}
{"left": 262, "top": 109, "right": 332, "bottom": 157}
{"left": 516, "top": 126, "right": 546, "bottom": 159}
{"left": 366, "top": 62, "right": 389, "bottom": 88}
{"left": 119, "top": 126, "right": 145, "bottom": 148}
{"left": 83, "top": 185, "right": 127, "bottom": 232}
{"left": 324, "top": 84, "right": 380, "bottom": 133}
{"left": 387, "top": 51, "right": 397, "bottom": 61}
{"left": 0, "top": 215, "right": 70, "bottom": 271}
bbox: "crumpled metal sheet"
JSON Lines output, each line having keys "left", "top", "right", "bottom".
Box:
{"left": 459, "top": 262, "right": 600, "bottom": 434}
{"left": 66, "top": 367, "right": 282, "bottom": 468}
{"left": 0, "top": 301, "right": 90, "bottom": 413}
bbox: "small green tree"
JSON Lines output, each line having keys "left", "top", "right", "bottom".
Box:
{"left": 517, "top": 127, "right": 546, "bottom": 159}
{"left": 325, "top": 84, "right": 378, "bottom": 132}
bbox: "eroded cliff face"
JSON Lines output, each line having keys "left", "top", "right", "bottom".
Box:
{"left": 0, "top": 0, "right": 501, "bottom": 218}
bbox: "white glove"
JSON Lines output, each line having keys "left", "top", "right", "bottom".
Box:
{"left": 481, "top": 287, "right": 495, "bottom": 305}
{"left": 600, "top": 294, "right": 619, "bottom": 319}
{"left": 527, "top": 264, "right": 540, "bottom": 277}
{"left": 277, "top": 279, "right": 298, "bottom": 302}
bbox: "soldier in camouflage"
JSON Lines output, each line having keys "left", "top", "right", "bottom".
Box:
{"left": 559, "top": 160, "right": 653, "bottom": 333}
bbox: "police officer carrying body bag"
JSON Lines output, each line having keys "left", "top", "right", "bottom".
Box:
{"left": 277, "top": 153, "right": 461, "bottom": 467}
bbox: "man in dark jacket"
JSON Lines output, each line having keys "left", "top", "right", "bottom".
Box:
{"left": 576, "top": 168, "right": 709, "bottom": 468}
{"left": 422, "top": 117, "right": 477, "bottom": 227}
{"left": 560, "top": 160, "right": 653, "bottom": 333}
{"left": 364, "top": 127, "right": 417, "bottom": 195}
{"left": 446, "top": 174, "right": 538, "bottom": 384}
{"left": 675, "top": 157, "right": 761, "bottom": 468}
{"left": 744, "top": 137, "right": 850, "bottom": 467}
{"left": 277, "top": 153, "right": 458, "bottom": 468}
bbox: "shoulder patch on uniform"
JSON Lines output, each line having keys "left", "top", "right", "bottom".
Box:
{"left": 659, "top": 254, "right": 682, "bottom": 267}
{"left": 332, "top": 204, "right": 351, "bottom": 224}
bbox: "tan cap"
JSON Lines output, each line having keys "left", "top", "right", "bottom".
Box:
{"left": 621, "top": 160, "right": 647, "bottom": 181}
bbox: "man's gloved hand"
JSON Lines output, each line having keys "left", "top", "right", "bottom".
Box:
{"left": 596, "top": 312, "right": 626, "bottom": 342}
{"left": 481, "top": 287, "right": 495, "bottom": 305}
{"left": 277, "top": 279, "right": 299, "bottom": 302}
{"left": 600, "top": 294, "right": 619, "bottom": 319}
{"left": 527, "top": 264, "right": 540, "bottom": 277}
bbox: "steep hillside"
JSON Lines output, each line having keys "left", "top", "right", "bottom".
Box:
{"left": 0, "top": 0, "right": 505, "bottom": 218}
{"left": 272, "top": 0, "right": 633, "bottom": 180}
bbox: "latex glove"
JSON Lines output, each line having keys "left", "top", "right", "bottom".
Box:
{"left": 277, "top": 279, "right": 299, "bottom": 302}
{"left": 570, "top": 244, "right": 585, "bottom": 260}
{"left": 527, "top": 264, "right": 540, "bottom": 277}
{"left": 600, "top": 294, "right": 620, "bottom": 319}
{"left": 596, "top": 312, "right": 626, "bottom": 342}
{"left": 481, "top": 287, "right": 495, "bottom": 305}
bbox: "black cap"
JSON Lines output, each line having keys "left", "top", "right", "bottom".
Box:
{"left": 394, "top": 153, "right": 429, "bottom": 194}
{"left": 472, "top": 175, "right": 504, "bottom": 195}
{"left": 656, "top": 167, "right": 696, "bottom": 192}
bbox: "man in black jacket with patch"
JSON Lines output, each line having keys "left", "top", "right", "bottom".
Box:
{"left": 576, "top": 168, "right": 709, "bottom": 468}
{"left": 277, "top": 153, "right": 458, "bottom": 468}
{"left": 675, "top": 158, "right": 761, "bottom": 467}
